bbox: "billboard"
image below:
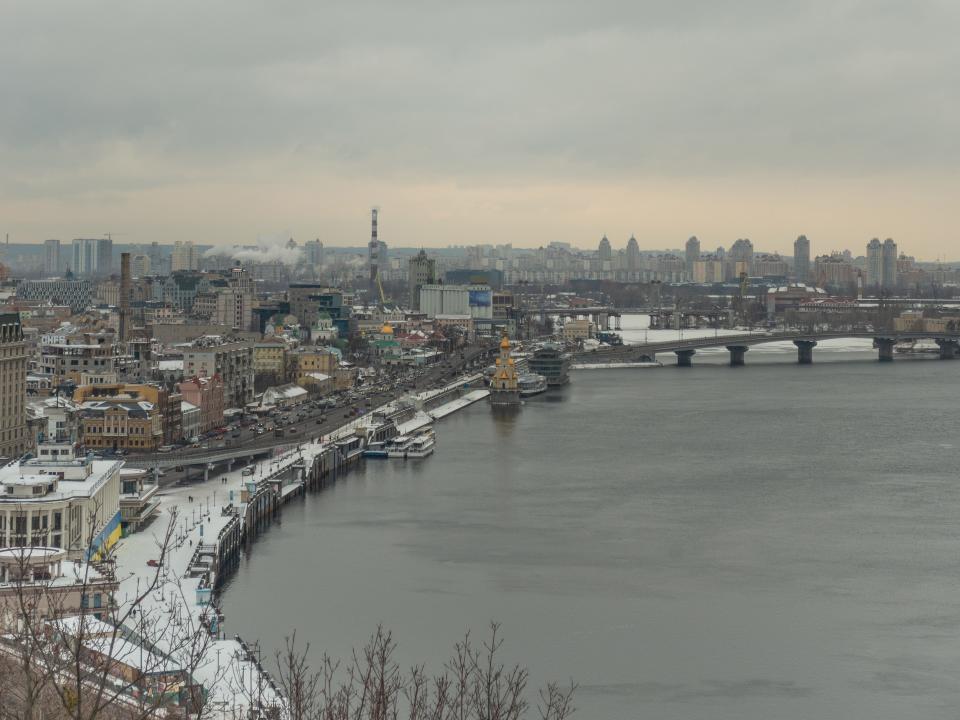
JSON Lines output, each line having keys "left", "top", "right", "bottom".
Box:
{"left": 468, "top": 289, "right": 491, "bottom": 307}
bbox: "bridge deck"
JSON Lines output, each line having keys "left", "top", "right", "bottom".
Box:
{"left": 577, "top": 330, "right": 960, "bottom": 361}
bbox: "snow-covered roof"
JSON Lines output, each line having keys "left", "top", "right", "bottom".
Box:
{"left": 264, "top": 384, "right": 309, "bottom": 399}
{"left": 82, "top": 635, "right": 181, "bottom": 674}
{"left": 305, "top": 372, "right": 331, "bottom": 381}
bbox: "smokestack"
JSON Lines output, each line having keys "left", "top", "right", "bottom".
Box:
{"left": 119, "top": 252, "right": 131, "bottom": 341}
{"left": 369, "top": 207, "right": 380, "bottom": 296}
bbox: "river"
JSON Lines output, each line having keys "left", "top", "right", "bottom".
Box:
{"left": 221, "top": 318, "right": 960, "bottom": 719}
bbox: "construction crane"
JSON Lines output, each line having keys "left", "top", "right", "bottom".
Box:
{"left": 376, "top": 269, "right": 387, "bottom": 306}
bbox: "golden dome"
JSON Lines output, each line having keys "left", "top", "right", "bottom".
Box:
{"left": 500, "top": 335, "right": 511, "bottom": 350}
{"left": 381, "top": 323, "right": 394, "bottom": 335}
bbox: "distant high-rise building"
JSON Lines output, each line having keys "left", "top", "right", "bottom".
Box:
{"left": 171, "top": 241, "right": 199, "bottom": 272}
{"left": 368, "top": 208, "right": 381, "bottom": 295}
{"left": 598, "top": 236, "right": 612, "bottom": 263}
{"left": 377, "top": 239, "right": 388, "bottom": 269}
{"left": 866, "top": 238, "right": 883, "bottom": 287}
{"left": 408, "top": 250, "right": 437, "bottom": 310}
{"left": 793, "top": 235, "right": 810, "bottom": 282}
{"left": 131, "top": 254, "right": 151, "bottom": 277}
{"left": 70, "top": 237, "right": 112, "bottom": 277}
{"left": 147, "top": 242, "right": 163, "bottom": 273}
{"left": 625, "top": 235, "right": 641, "bottom": 272}
{"left": 214, "top": 267, "right": 254, "bottom": 331}
{"left": 119, "top": 253, "right": 131, "bottom": 341}
{"left": 304, "top": 239, "right": 324, "bottom": 267}
{"left": 728, "top": 238, "right": 754, "bottom": 265}
{"left": 882, "top": 238, "right": 898, "bottom": 289}
{"left": 43, "top": 239, "right": 61, "bottom": 275}
{"left": 685, "top": 236, "right": 700, "bottom": 271}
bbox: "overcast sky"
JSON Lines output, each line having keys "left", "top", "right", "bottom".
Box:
{"left": 1, "top": 1, "right": 958, "bottom": 258}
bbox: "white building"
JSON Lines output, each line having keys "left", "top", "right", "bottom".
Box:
{"left": 0, "top": 445, "right": 122, "bottom": 559}
{"left": 181, "top": 400, "right": 200, "bottom": 440}
{"left": 261, "top": 384, "right": 309, "bottom": 409}
{"left": 171, "top": 241, "right": 199, "bottom": 272}
{"left": 71, "top": 238, "right": 112, "bottom": 277}
{"left": 419, "top": 284, "right": 493, "bottom": 320}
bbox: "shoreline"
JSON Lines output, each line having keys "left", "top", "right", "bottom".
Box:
{"left": 112, "top": 375, "right": 490, "bottom": 716}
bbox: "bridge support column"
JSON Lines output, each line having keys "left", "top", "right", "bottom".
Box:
{"left": 794, "top": 340, "right": 817, "bottom": 364}
{"left": 935, "top": 339, "right": 959, "bottom": 359}
{"left": 203, "top": 466, "right": 210, "bottom": 482}
{"left": 726, "top": 345, "right": 748, "bottom": 367}
{"left": 875, "top": 338, "right": 896, "bottom": 362}
{"left": 675, "top": 349, "right": 695, "bottom": 367}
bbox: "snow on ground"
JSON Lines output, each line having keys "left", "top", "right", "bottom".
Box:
{"left": 109, "top": 377, "right": 491, "bottom": 716}
{"left": 112, "top": 440, "right": 329, "bottom": 716}
{"left": 429, "top": 389, "right": 490, "bottom": 419}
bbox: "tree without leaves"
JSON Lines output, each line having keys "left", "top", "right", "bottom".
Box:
{"left": 272, "top": 623, "right": 576, "bottom": 720}
{"left": 0, "top": 501, "right": 224, "bottom": 720}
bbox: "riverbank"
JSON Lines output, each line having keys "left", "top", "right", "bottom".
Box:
{"left": 112, "top": 375, "right": 489, "bottom": 717}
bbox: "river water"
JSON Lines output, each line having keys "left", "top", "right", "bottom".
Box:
{"left": 221, "top": 318, "right": 960, "bottom": 719}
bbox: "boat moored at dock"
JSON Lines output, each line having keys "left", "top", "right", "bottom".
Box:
{"left": 380, "top": 428, "right": 436, "bottom": 459}
{"left": 518, "top": 373, "right": 548, "bottom": 397}
{"left": 528, "top": 343, "right": 571, "bottom": 387}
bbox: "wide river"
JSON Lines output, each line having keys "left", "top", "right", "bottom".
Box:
{"left": 222, "top": 319, "right": 960, "bottom": 719}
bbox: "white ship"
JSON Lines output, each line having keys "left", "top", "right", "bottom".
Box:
{"left": 518, "top": 373, "right": 548, "bottom": 397}
{"left": 384, "top": 428, "right": 436, "bottom": 459}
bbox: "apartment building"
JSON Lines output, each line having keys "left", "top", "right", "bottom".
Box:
{"left": 0, "top": 314, "right": 28, "bottom": 460}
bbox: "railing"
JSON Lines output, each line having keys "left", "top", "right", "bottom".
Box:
{"left": 577, "top": 329, "right": 960, "bottom": 359}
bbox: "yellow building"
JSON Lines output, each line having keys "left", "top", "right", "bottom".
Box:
{"left": 254, "top": 341, "right": 288, "bottom": 375}
{"left": 562, "top": 319, "right": 595, "bottom": 342}
{"left": 73, "top": 384, "right": 168, "bottom": 452}
{"left": 294, "top": 350, "right": 338, "bottom": 385}
{"left": 489, "top": 334, "right": 520, "bottom": 405}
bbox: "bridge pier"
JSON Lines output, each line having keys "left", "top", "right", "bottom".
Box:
{"left": 203, "top": 466, "right": 210, "bottom": 483}
{"left": 726, "top": 345, "right": 748, "bottom": 367}
{"left": 875, "top": 337, "right": 896, "bottom": 362}
{"left": 936, "top": 339, "right": 959, "bottom": 359}
{"left": 675, "top": 349, "right": 695, "bottom": 367}
{"left": 794, "top": 340, "right": 817, "bottom": 364}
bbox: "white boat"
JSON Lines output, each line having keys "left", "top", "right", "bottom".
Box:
{"left": 518, "top": 373, "right": 548, "bottom": 397}
{"left": 385, "top": 428, "right": 436, "bottom": 459}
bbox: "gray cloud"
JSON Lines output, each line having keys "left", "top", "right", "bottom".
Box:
{"left": 0, "top": 1, "right": 958, "bottom": 250}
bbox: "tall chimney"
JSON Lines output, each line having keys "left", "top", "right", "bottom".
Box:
{"left": 119, "top": 252, "right": 131, "bottom": 341}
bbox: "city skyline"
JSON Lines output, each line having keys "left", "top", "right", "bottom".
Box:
{"left": 2, "top": 233, "right": 956, "bottom": 265}
{"left": 2, "top": 2, "right": 959, "bottom": 258}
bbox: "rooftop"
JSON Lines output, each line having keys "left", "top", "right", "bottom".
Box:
{"left": 0, "top": 458, "right": 121, "bottom": 504}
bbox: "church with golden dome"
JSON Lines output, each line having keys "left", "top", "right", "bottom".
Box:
{"left": 488, "top": 333, "right": 521, "bottom": 406}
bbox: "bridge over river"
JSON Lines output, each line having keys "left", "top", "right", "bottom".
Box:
{"left": 576, "top": 330, "right": 960, "bottom": 366}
